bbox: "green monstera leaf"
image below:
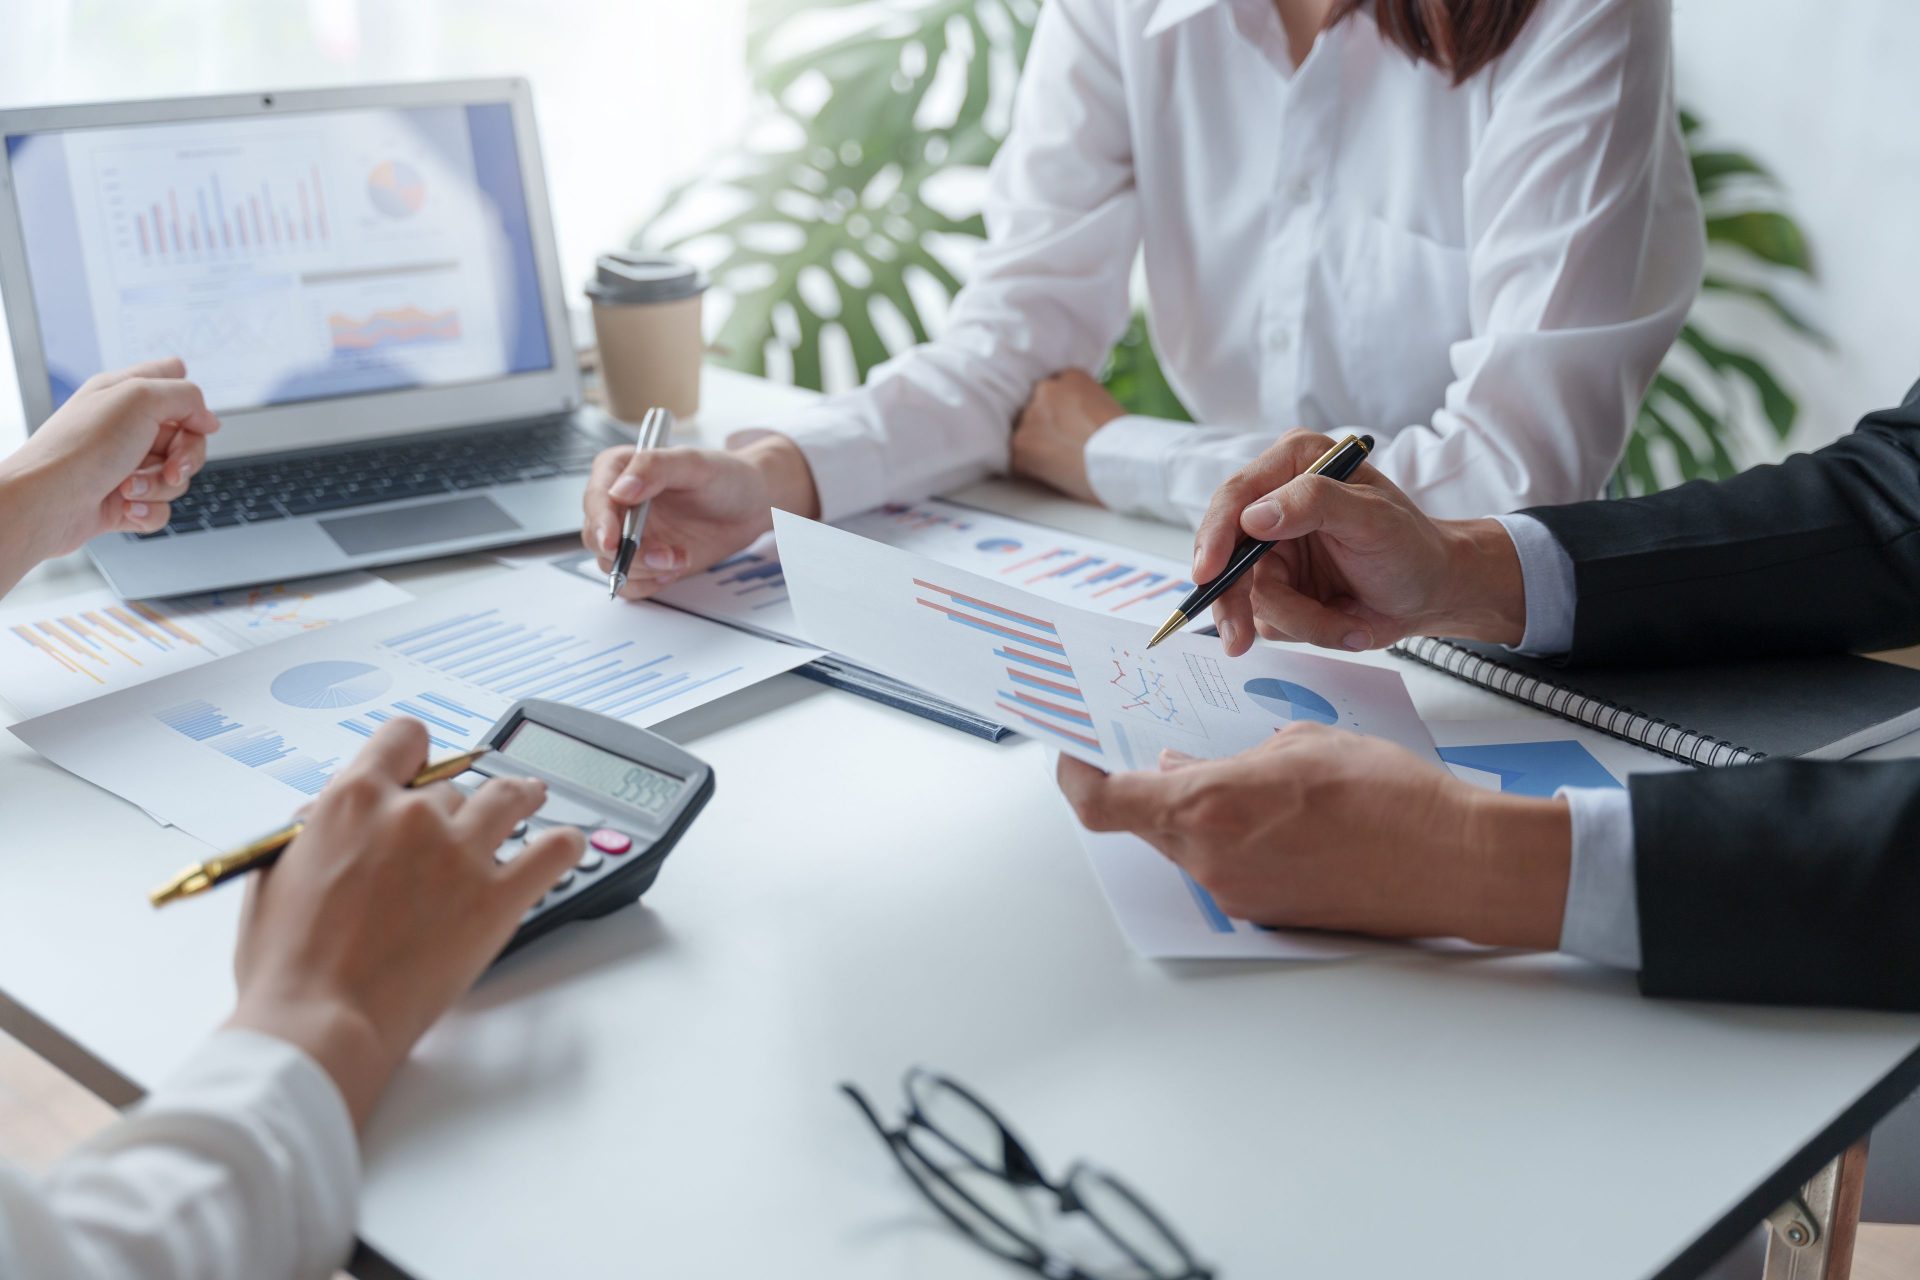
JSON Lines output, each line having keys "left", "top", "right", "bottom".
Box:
{"left": 642, "top": 0, "right": 1037, "bottom": 389}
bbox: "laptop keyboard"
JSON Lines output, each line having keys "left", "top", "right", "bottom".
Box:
{"left": 143, "top": 417, "right": 604, "bottom": 539}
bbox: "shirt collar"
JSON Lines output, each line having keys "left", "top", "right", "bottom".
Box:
{"left": 1143, "top": 0, "right": 1229, "bottom": 39}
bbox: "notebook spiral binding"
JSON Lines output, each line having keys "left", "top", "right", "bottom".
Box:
{"left": 1392, "top": 636, "right": 1765, "bottom": 769}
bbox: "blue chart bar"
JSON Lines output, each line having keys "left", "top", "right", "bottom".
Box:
{"left": 265, "top": 755, "right": 338, "bottom": 796}
{"left": 155, "top": 699, "right": 337, "bottom": 794}
{"left": 378, "top": 613, "right": 739, "bottom": 723}
{"left": 418, "top": 691, "right": 485, "bottom": 720}
{"left": 212, "top": 726, "right": 296, "bottom": 768}
{"left": 361, "top": 708, "right": 458, "bottom": 752}
{"left": 155, "top": 699, "right": 241, "bottom": 741}
{"left": 393, "top": 699, "right": 470, "bottom": 735}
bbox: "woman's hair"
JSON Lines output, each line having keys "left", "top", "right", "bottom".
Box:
{"left": 1330, "top": 0, "right": 1544, "bottom": 83}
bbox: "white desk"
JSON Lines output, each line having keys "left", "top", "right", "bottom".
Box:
{"left": 2, "top": 368, "right": 1919, "bottom": 1280}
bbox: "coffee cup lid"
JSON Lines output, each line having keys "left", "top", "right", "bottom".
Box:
{"left": 586, "top": 252, "right": 709, "bottom": 305}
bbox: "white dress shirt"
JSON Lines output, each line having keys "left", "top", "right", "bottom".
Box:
{"left": 1495, "top": 513, "right": 1643, "bottom": 970}
{"left": 0, "top": 1030, "right": 358, "bottom": 1280}
{"left": 751, "top": 0, "right": 1704, "bottom": 526}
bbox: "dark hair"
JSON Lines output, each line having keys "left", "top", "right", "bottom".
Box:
{"left": 1330, "top": 0, "right": 1544, "bottom": 83}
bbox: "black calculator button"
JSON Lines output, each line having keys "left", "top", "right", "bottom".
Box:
{"left": 510, "top": 820, "right": 529, "bottom": 839}
{"left": 575, "top": 849, "right": 605, "bottom": 873}
{"left": 551, "top": 870, "right": 576, "bottom": 891}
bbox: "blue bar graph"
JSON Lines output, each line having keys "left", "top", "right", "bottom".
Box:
{"left": 155, "top": 699, "right": 339, "bottom": 795}
{"left": 265, "top": 754, "right": 338, "bottom": 796}
{"left": 212, "top": 726, "right": 296, "bottom": 768}
{"left": 155, "top": 699, "right": 241, "bottom": 741}
{"left": 377, "top": 610, "right": 740, "bottom": 724}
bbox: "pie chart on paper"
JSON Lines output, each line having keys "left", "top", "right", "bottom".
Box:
{"left": 1243, "top": 678, "right": 1340, "bottom": 726}
{"left": 977, "top": 537, "right": 1024, "bottom": 554}
{"left": 272, "top": 661, "right": 393, "bottom": 709}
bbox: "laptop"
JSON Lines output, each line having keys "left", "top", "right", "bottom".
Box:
{"left": 0, "top": 79, "right": 624, "bottom": 598}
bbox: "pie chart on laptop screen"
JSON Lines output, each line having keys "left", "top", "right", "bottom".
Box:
{"left": 271, "top": 661, "right": 393, "bottom": 709}
{"left": 1243, "top": 678, "right": 1339, "bottom": 726}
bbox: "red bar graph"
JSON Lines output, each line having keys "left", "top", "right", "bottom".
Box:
{"left": 131, "top": 172, "right": 331, "bottom": 263}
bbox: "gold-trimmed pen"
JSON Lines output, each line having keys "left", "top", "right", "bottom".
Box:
{"left": 1146, "top": 433, "right": 1375, "bottom": 648}
{"left": 149, "top": 747, "right": 493, "bottom": 907}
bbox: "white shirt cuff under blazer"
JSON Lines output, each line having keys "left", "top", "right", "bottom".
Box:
{"left": 1495, "top": 513, "right": 1644, "bottom": 972}
{"left": 753, "top": 0, "right": 1704, "bottom": 526}
{"left": 0, "top": 1030, "right": 359, "bottom": 1280}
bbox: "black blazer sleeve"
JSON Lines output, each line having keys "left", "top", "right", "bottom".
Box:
{"left": 1629, "top": 758, "right": 1920, "bottom": 1009}
{"left": 1522, "top": 381, "right": 1920, "bottom": 665}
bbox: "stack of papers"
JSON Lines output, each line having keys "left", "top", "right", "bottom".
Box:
{"left": 13, "top": 566, "right": 818, "bottom": 847}
{"left": 0, "top": 573, "right": 411, "bottom": 718}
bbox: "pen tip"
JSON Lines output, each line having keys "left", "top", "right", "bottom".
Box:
{"left": 1146, "top": 612, "right": 1184, "bottom": 649}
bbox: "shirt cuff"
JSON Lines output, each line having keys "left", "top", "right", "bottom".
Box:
{"left": 1085, "top": 415, "right": 1186, "bottom": 519}
{"left": 78, "top": 1029, "right": 360, "bottom": 1279}
{"left": 730, "top": 409, "right": 888, "bottom": 525}
{"left": 1492, "top": 514, "right": 1577, "bottom": 657}
{"left": 1557, "top": 786, "right": 1642, "bottom": 970}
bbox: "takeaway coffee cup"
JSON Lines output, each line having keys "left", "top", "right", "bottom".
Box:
{"left": 586, "top": 252, "right": 709, "bottom": 423}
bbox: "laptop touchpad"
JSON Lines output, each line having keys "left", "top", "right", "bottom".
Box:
{"left": 319, "top": 496, "right": 522, "bottom": 556}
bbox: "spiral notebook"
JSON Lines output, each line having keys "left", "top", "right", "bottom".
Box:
{"left": 1392, "top": 637, "right": 1920, "bottom": 767}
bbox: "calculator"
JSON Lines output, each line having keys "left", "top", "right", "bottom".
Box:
{"left": 455, "top": 699, "right": 715, "bottom": 959}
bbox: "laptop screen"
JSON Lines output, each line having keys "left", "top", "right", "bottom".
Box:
{"left": 5, "top": 101, "right": 554, "bottom": 416}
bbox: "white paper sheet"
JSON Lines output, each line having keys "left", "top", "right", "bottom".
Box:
{"left": 0, "top": 573, "right": 412, "bottom": 718}
{"left": 1067, "top": 720, "right": 1688, "bottom": 961}
{"left": 776, "top": 512, "right": 1439, "bottom": 769}
{"left": 650, "top": 497, "right": 1206, "bottom": 644}
{"left": 13, "top": 565, "right": 820, "bottom": 848}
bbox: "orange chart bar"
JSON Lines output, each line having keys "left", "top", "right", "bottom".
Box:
{"left": 9, "top": 624, "right": 101, "bottom": 683}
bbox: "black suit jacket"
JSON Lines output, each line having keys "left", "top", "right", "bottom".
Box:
{"left": 1523, "top": 380, "right": 1920, "bottom": 1009}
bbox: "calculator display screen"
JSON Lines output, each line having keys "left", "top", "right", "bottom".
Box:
{"left": 501, "top": 721, "right": 683, "bottom": 817}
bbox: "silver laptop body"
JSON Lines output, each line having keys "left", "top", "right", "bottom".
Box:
{"left": 0, "top": 78, "right": 620, "bottom": 598}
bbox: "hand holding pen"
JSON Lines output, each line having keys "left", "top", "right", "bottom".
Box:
{"left": 1178, "top": 428, "right": 1534, "bottom": 658}
{"left": 608, "top": 407, "right": 674, "bottom": 599}
{"left": 1149, "top": 433, "right": 1374, "bottom": 649}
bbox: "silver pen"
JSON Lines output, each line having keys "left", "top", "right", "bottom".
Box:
{"left": 608, "top": 407, "right": 673, "bottom": 600}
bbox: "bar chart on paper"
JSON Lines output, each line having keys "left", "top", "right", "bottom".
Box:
{"left": 653, "top": 499, "right": 1200, "bottom": 644}
{"left": 14, "top": 567, "right": 819, "bottom": 845}
{"left": 0, "top": 575, "right": 410, "bottom": 719}
{"left": 912, "top": 577, "right": 1103, "bottom": 755}
{"left": 844, "top": 501, "right": 1197, "bottom": 625}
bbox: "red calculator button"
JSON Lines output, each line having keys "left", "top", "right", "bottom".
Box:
{"left": 590, "top": 828, "right": 633, "bottom": 856}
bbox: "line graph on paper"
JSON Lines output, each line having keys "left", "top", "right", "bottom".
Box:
{"left": 1107, "top": 646, "right": 1187, "bottom": 728}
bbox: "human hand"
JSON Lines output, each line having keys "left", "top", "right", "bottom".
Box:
{"left": 1009, "top": 369, "right": 1124, "bottom": 503}
{"left": 1191, "top": 430, "right": 1526, "bottom": 656}
{"left": 581, "top": 435, "right": 820, "bottom": 601}
{"left": 0, "top": 358, "right": 219, "bottom": 558}
{"left": 226, "top": 719, "right": 585, "bottom": 1129}
{"left": 1057, "top": 724, "right": 1571, "bottom": 948}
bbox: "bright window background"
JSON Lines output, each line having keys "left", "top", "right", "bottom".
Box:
{"left": 0, "top": 0, "right": 753, "bottom": 299}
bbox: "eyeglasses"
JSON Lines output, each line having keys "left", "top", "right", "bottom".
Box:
{"left": 841, "top": 1068, "right": 1213, "bottom": 1280}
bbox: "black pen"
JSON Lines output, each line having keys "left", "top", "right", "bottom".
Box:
{"left": 1145, "top": 433, "right": 1375, "bottom": 648}
{"left": 608, "top": 407, "right": 673, "bottom": 600}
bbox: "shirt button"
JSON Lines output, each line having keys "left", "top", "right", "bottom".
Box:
{"left": 1270, "top": 329, "right": 1293, "bottom": 353}
{"left": 1289, "top": 178, "right": 1313, "bottom": 203}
